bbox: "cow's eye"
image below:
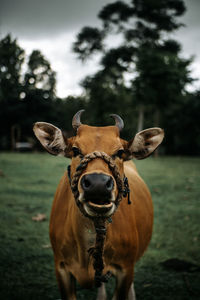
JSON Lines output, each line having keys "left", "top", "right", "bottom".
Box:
{"left": 114, "top": 149, "right": 124, "bottom": 159}
{"left": 117, "top": 149, "right": 124, "bottom": 158}
{"left": 72, "top": 147, "right": 81, "bottom": 157}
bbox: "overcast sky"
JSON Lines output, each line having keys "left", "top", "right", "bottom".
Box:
{"left": 1, "top": 0, "right": 200, "bottom": 97}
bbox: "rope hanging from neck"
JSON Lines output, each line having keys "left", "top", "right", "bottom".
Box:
{"left": 68, "top": 151, "right": 131, "bottom": 287}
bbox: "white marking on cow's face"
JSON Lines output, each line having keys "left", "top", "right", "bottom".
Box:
{"left": 111, "top": 192, "right": 116, "bottom": 202}
{"left": 78, "top": 192, "right": 85, "bottom": 203}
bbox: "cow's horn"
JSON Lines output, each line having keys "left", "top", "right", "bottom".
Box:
{"left": 110, "top": 114, "right": 124, "bottom": 131}
{"left": 72, "top": 109, "right": 85, "bottom": 130}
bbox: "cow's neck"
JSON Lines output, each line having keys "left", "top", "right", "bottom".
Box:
{"left": 83, "top": 219, "right": 96, "bottom": 248}
{"left": 71, "top": 199, "right": 111, "bottom": 287}
{"left": 73, "top": 207, "right": 96, "bottom": 266}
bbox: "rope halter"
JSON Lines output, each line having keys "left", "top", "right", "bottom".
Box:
{"left": 68, "top": 150, "right": 131, "bottom": 287}
{"left": 70, "top": 151, "right": 125, "bottom": 220}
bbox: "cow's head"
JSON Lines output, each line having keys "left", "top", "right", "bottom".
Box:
{"left": 33, "top": 110, "right": 164, "bottom": 218}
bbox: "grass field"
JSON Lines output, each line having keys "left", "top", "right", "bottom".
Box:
{"left": 0, "top": 153, "right": 199, "bottom": 300}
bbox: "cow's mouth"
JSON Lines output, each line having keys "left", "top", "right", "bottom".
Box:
{"left": 87, "top": 199, "right": 113, "bottom": 213}
{"left": 84, "top": 201, "right": 115, "bottom": 217}
{"left": 88, "top": 198, "right": 111, "bottom": 205}
{"left": 79, "top": 193, "right": 116, "bottom": 217}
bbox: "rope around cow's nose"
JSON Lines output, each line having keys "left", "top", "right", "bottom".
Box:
{"left": 70, "top": 151, "right": 125, "bottom": 219}
{"left": 68, "top": 151, "right": 128, "bottom": 287}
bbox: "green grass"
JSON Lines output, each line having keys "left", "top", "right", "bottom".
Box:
{"left": 0, "top": 153, "right": 199, "bottom": 299}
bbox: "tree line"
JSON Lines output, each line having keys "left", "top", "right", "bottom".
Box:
{"left": 0, "top": 0, "right": 200, "bottom": 155}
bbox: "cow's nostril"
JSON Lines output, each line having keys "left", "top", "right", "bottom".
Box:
{"left": 81, "top": 176, "right": 91, "bottom": 190}
{"left": 106, "top": 177, "right": 114, "bottom": 191}
{"left": 84, "top": 179, "right": 91, "bottom": 188}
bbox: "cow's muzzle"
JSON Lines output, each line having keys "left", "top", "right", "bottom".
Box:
{"left": 70, "top": 151, "right": 125, "bottom": 219}
{"left": 81, "top": 173, "right": 114, "bottom": 199}
{"left": 80, "top": 173, "right": 115, "bottom": 216}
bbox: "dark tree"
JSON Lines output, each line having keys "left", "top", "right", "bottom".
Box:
{"left": 20, "top": 50, "right": 57, "bottom": 142}
{"left": 73, "top": 0, "right": 192, "bottom": 133}
{"left": 0, "top": 34, "right": 25, "bottom": 101}
{"left": 0, "top": 36, "right": 57, "bottom": 150}
{"left": 0, "top": 35, "right": 25, "bottom": 149}
{"left": 162, "top": 90, "right": 200, "bottom": 155}
{"left": 24, "top": 50, "right": 56, "bottom": 99}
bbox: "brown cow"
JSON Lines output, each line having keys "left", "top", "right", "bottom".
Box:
{"left": 33, "top": 111, "right": 164, "bottom": 300}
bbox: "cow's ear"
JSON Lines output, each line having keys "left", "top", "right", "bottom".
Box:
{"left": 33, "top": 122, "right": 72, "bottom": 157}
{"left": 125, "top": 128, "right": 164, "bottom": 160}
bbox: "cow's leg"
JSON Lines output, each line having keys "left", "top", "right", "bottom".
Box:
{"left": 112, "top": 269, "right": 135, "bottom": 300}
{"left": 55, "top": 263, "right": 76, "bottom": 300}
{"left": 96, "top": 283, "right": 107, "bottom": 300}
{"left": 128, "top": 283, "right": 136, "bottom": 300}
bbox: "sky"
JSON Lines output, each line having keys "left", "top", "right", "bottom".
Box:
{"left": 1, "top": 0, "right": 200, "bottom": 98}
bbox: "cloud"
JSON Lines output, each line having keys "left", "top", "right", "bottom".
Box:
{"left": 20, "top": 32, "right": 100, "bottom": 97}
{"left": 1, "top": 0, "right": 112, "bottom": 97}
{"left": 0, "top": 0, "right": 110, "bottom": 38}
{"left": 1, "top": 0, "right": 200, "bottom": 97}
